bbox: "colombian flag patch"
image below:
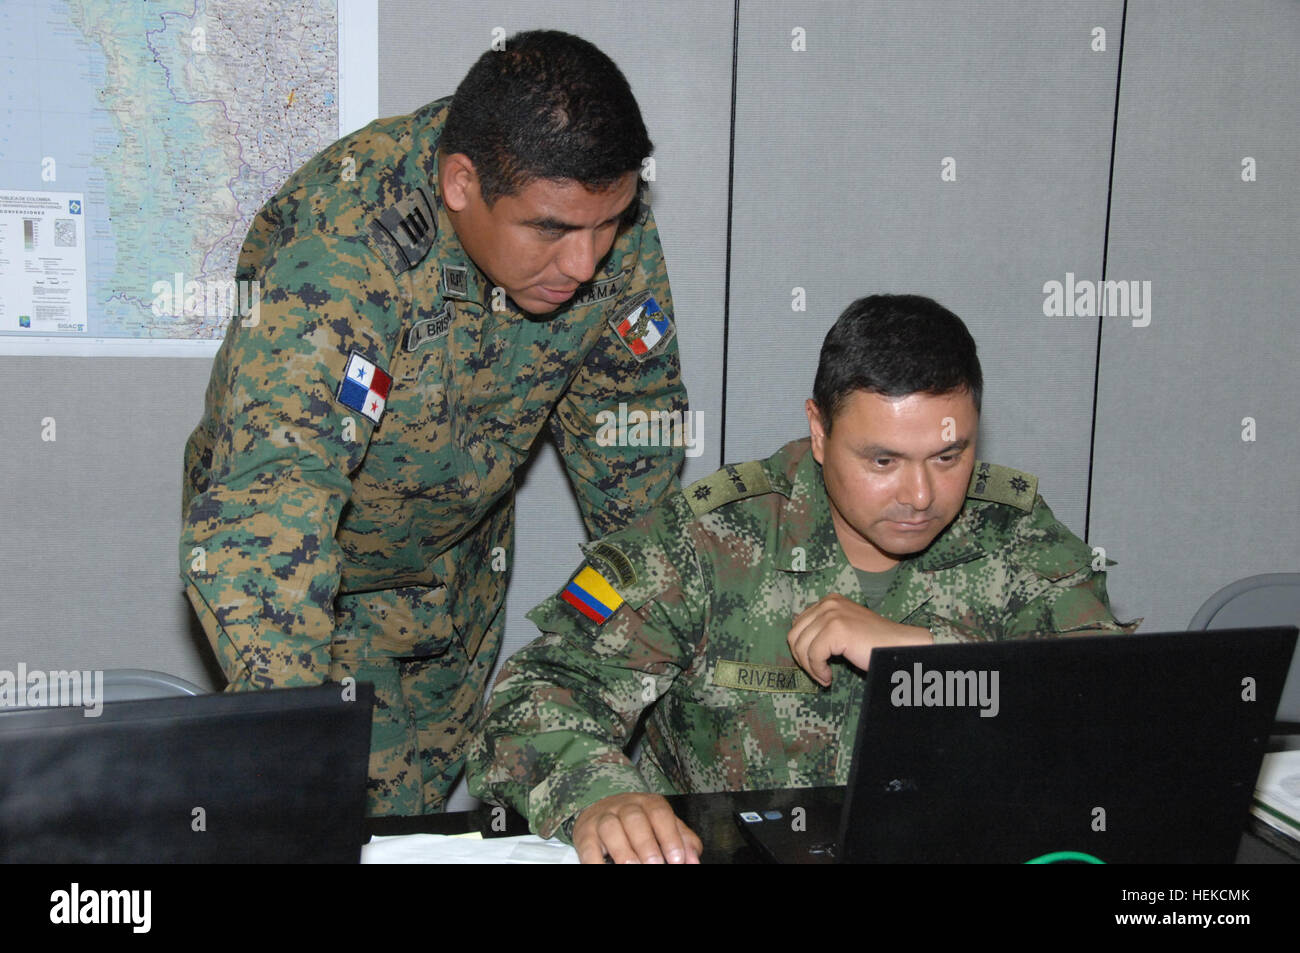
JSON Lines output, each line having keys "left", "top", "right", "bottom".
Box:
{"left": 560, "top": 566, "right": 625, "bottom": 624}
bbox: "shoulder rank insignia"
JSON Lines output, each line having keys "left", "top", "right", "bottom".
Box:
{"left": 967, "top": 461, "right": 1037, "bottom": 512}
{"left": 560, "top": 565, "right": 624, "bottom": 624}
{"left": 336, "top": 350, "right": 392, "bottom": 424}
{"left": 368, "top": 187, "right": 435, "bottom": 274}
{"left": 610, "top": 290, "right": 674, "bottom": 361}
{"left": 686, "top": 461, "right": 772, "bottom": 516}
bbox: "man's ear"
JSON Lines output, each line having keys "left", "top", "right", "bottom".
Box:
{"left": 440, "top": 152, "right": 479, "bottom": 213}
{"left": 805, "top": 398, "right": 827, "bottom": 464}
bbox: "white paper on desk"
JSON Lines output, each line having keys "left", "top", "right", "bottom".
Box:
{"left": 1252, "top": 750, "right": 1300, "bottom": 839}
{"left": 362, "top": 833, "right": 580, "bottom": 864}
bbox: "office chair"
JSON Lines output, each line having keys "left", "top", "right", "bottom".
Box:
{"left": 100, "top": 668, "right": 206, "bottom": 702}
{"left": 1189, "top": 573, "right": 1300, "bottom": 734}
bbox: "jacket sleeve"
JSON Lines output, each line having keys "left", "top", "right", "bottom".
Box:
{"left": 180, "top": 222, "right": 404, "bottom": 690}
{"left": 928, "top": 495, "right": 1140, "bottom": 644}
{"left": 998, "top": 560, "right": 1140, "bottom": 640}
{"left": 467, "top": 494, "right": 707, "bottom": 840}
{"left": 547, "top": 205, "right": 688, "bottom": 538}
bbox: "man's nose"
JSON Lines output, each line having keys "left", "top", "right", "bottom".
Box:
{"left": 555, "top": 230, "right": 600, "bottom": 285}
{"left": 897, "top": 462, "right": 934, "bottom": 511}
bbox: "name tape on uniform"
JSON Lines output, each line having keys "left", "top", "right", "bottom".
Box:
{"left": 713, "top": 659, "right": 818, "bottom": 694}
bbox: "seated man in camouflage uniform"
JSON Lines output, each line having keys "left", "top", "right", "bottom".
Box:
{"left": 181, "top": 31, "right": 686, "bottom": 816}
{"left": 468, "top": 294, "right": 1137, "bottom": 862}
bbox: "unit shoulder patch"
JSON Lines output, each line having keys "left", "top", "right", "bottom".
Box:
{"left": 585, "top": 541, "right": 637, "bottom": 589}
{"left": 966, "top": 461, "right": 1038, "bottom": 512}
{"left": 609, "top": 289, "right": 674, "bottom": 361}
{"left": 686, "top": 461, "right": 772, "bottom": 517}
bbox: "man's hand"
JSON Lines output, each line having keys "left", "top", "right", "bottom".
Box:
{"left": 572, "top": 792, "right": 703, "bottom": 864}
{"left": 787, "top": 593, "right": 933, "bottom": 686}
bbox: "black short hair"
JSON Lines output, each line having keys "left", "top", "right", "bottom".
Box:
{"left": 813, "top": 295, "right": 983, "bottom": 430}
{"left": 440, "top": 30, "right": 652, "bottom": 204}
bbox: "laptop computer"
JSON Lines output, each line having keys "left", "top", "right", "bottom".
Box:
{"left": 0, "top": 682, "right": 374, "bottom": 863}
{"left": 735, "top": 627, "right": 1298, "bottom": 863}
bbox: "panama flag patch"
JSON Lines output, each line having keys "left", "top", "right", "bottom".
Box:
{"left": 610, "top": 291, "right": 673, "bottom": 361}
{"left": 560, "top": 565, "right": 625, "bottom": 624}
{"left": 336, "top": 350, "right": 392, "bottom": 424}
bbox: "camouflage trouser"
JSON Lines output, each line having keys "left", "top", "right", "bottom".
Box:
{"left": 328, "top": 596, "right": 504, "bottom": 817}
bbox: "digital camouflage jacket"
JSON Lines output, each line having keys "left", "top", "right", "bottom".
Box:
{"left": 181, "top": 98, "right": 686, "bottom": 688}
{"left": 469, "top": 438, "right": 1136, "bottom": 838}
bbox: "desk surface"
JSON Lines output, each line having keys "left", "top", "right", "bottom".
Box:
{"left": 365, "top": 789, "right": 1299, "bottom": 864}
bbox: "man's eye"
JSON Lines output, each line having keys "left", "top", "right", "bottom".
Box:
{"left": 872, "top": 457, "right": 894, "bottom": 468}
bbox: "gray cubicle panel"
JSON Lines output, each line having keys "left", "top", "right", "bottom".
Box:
{"left": 0, "top": 358, "right": 212, "bottom": 681}
{"left": 725, "top": 0, "right": 1123, "bottom": 544}
{"left": 1090, "top": 0, "right": 1300, "bottom": 633}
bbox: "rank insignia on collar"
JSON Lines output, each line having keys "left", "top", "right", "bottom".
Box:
{"left": 609, "top": 290, "right": 674, "bottom": 361}
{"left": 336, "top": 350, "right": 392, "bottom": 424}
{"left": 442, "top": 264, "right": 469, "bottom": 299}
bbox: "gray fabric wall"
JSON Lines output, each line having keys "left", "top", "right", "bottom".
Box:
{"left": 1091, "top": 0, "right": 1300, "bottom": 633}
{"left": 1, "top": 0, "right": 1296, "bottom": 808}
{"left": 0, "top": 359, "right": 217, "bottom": 684}
{"left": 726, "top": 0, "right": 1123, "bottom": 541}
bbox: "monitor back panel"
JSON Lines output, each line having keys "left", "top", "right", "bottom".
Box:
{"left": 0, "top": 684, "right": 373, "bottom": 863}
{"left": 839, "top": 627, "right": 1296, "bottom": 863}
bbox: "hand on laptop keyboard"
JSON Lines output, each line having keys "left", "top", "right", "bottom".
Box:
{"left": 573, "top": 792, "right": 703, "bottom": 865}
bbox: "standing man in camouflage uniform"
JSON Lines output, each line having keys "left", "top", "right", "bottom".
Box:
{"left": 181, "top": 31, "right": 687, "bottom": 815}
{"left": 469, "top": 294, "right": 1137, "bottom": 863}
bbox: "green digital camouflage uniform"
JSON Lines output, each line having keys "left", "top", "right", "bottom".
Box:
{"left": 469, "top": 438, "right": 1137, "bottom": 839}
{"left": 180, "top": 98, "right": 686, "bottom": 815}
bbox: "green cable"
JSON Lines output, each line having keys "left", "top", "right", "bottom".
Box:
{"left": 1025, "top": 850, "right": 1105, "bottom": 864}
